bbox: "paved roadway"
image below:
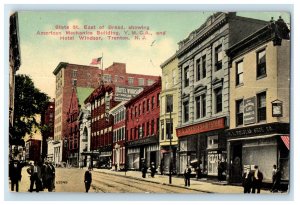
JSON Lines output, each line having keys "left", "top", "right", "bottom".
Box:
{"left": 10, "top": 167, "right": 204, "bottom": 193}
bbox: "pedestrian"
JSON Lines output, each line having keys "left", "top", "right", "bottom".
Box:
{"left": 141, "top": 160, "right": 147, "bottom": 178}
{"left": 84, "top": 166, "right": 92, "bottom": 193}
{"left": 242, "top": 167, "right": 253, "bottom": 193}
{"left": 50, "top": 161, "right": 56, "bottom": 190}
{"left": 9, "top": 160, "right": 23, "bottom": 192}
{"left": 27, "top": 161, "right": 42, "bottom": 192}
{"left": 251, "top": 165, "right": 264, "bottom": 194}
{"left": 184, "top": 164, "right": 192, "bottom": 187}
{"left": 41, "top": 161, "right": 48, "bottom": 190}
{"left": 150, "top": 162, "right": 156, "bottom": 178}
{"left": 271, "top": 165, "right": 281, "bottom": 192}
{"left": 45, "top": 161, "right": 55, "bottom": 192}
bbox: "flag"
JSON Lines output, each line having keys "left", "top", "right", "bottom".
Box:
{"left": 90, "top": 57, "right": 102, "bottom": 65}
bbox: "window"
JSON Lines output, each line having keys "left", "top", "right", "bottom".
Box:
{"left": 236, "top": 61, "right": 244, "bottom": 85}
{"left": 128, "top": 77, "right": 134, "bottom": 85}
{"left": 196, "top": 59, "right": 201, "bottom": 81}
{"left": 72, "top": 70, "right": 77, "bottom": 78}
{"left": 215, "top": 88, "right": 222, "bottom": 113}
{"left": 146, "top": 122, "right": 149, "bottom": 136}
{"left": 139, "top": 126, "right": 143, "bottom": 138}
{"left": 195, "top": 96, "right": 201, "bottom": 119}
{"left": 202, "top": 55, "right": 207, "bottom": 78}
{"left": 184, "top": 66, "right": 189, "bottom": 87}
{"left": 152, "top": 96, "right": 155, "bottom": 109}
{"left": 166, "top": 95, "right": 173, "bottom": 113}
{"left": 257, "top": 49, "right": 266, "bottom": 78}
{"left": 72, "top": 79, "right": 77, "bottom": 86}
{"left": 103, "top": 74, "right": 112, "bottom": 83}
{"left": 157, "top": 93, "right": 160, "bottom": 107}
{"left": 166, "top": 119, "right": 173, "bottom": 139}
{"left": 207, "top": 135, "right": 219, "bottom": 149}
{"left": 236, "top": 100, "right": 244, "bottom": 126}
{"left": 201, "top": 94, "right": 206, "bottom": 118}
{"left": 114, "top": 75, "right": 118, "bottom": 82}
{"left": 161, "top": 121, "right": 164, "bottom": 140}
{"left": 147, "top": 79, "right": 154, "bottom": 86}
{"left": 183, "top": 101, "right": 189, "bottom": 123}
{"left": 142, "top": 101, "right": 145, "bottom": 113}
{"left": 138, "top": 78, "right": 144, "bottom": 86}
{"left": 134, "top": 106, "right": 137, "bottom": 117}
{"left": 139, "top": 104, "right": 141, "bottom": 116}
{"left": 147, "top": 99, "right": 150, "bottom": 111}
{"left": 257, "top": 92, "right": 266, "bottom": 122}
{"left": 215, "top": 45, "right": 223, "bottom": 71}
{"left": 157, "top": 118, "right": 159, "bottom": 135}
{"left": 151, "top": 120, "right": 155, "bottom": 135}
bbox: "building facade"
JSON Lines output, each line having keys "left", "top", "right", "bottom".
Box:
{"left": 159, "top": 55, "right": 179, "bottom": 174}
{"left": 110, "top": 102, "right": 127, "bottom": 171}
{"left": 226, "top": 17, "right": 290, "bottom": 184}
{"left": 52, "top": 63, "right": 100, "bottom": 164}
{"left": 125, "top": 78, "right": 161, "bottom": 170}
{"left": 41, "top": 101, "right": 55, "bottom": 161}
{"left": 25, "top": 139, "right": 42, "bottom": 162}
{"left": 65, "top": 87, "right": 94, "bottom": 166}
{"left": 176, "top": 12, "right": 268, "bottom": 177}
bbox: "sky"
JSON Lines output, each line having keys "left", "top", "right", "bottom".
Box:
{"left": 17, "top": 11, "right": 290, "bottom": 99}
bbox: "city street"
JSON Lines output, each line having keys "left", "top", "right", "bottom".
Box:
{"left": 10, "top": 167, "right": 205, "bottom": 193}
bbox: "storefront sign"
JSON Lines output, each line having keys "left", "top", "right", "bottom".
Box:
{"left": 126, "top": 135, "right": 158, "bottom": 147}
{"left": 225, "top": 122, "right": 289, "bottom": 138}
{"left": 115, "top": 86, "right": 143, "bottom": 101}
{"left": 244, "top": 97, "right": 256, "bottom": 125}
{"left": 176, "top": 117, "right": 226, "bottom": 138}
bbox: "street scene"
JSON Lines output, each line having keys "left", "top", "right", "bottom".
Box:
{"left": 8, "top": 11, "right": 290, "bottom": 194}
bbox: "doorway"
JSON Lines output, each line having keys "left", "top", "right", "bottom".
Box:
{"left": 231, "top": 143, "right": 242, "bottom": 183}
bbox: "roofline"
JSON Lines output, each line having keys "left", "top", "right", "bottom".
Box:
{"left": 53, "top": 62, "right": 69, "bottom": 75}
{"left": 160, "top": 52, "right": 177, "bottom": 68}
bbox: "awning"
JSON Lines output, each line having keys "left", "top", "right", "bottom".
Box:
{"left": 281, "top": 135, "right": 290, "bottom": 150}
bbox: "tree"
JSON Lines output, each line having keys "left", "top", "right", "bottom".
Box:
{"left": 10, "top": 74, "right": 50, "bottom": 145}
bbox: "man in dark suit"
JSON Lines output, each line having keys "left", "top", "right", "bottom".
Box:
{"left": 27, "top": 161, "right": 42, "bottom": 192}
{"left": 252, "top": 165, "right": 264, "bottom": 194}
{"left": 184, "top": 165, "right": 192, "bottom": 187}
{"left": 84, "top": 166, "right": 92, "bottom": 193}
{"left": 242, "top": 167, "right": 253, "bottom": 193}
{"left": 9, "top": 160, "right": 23, "bottom": 192}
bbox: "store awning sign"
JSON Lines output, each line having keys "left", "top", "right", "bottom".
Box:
{"left": 281, "top": 135, "right": 290, "bottom": 150}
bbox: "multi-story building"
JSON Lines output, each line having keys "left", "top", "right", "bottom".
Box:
{"left": 176, "top": 12, "right": 268, "bottom": 177}
{"left": 52, "top": 63, "right": 100, "bottom": 165}
{"left": 25, "top": 139, "right": 41, "bottom": 162}
{"left": 65, "top": 87, "right": 94, "bottom": 166}
{"left": 41, "top": 100, "right": 55, "bottom": 161}
{"left": 84, "top": 62, "right": 159, "bottom": 168}
{"left": 225, "top": 17, "right": 290, "bottom": 184}
{"left": 9, "top": 12, "right": 21, "bottom": 153}
{"left": 110, "top": 102, "right": 127, "bottom": 171}
{"left": 125, "top": 78, "right": 161, "bottom": 170}
{"left": 159, "top": 54, "right": 179, "bottom": 174}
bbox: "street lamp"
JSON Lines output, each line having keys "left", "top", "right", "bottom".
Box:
{"left": 167, "top": 96, "right": 173, "bottom": 184}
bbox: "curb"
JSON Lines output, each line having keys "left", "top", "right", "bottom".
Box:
{"left": 93, "top": 170, "right": 213, "bottom": 193}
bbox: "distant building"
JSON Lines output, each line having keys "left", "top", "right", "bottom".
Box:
{"left": 125, "top": 78, "right": 161, "bottom": 170}
{"left": 226, "top": 17, "right": 290, "bottom": 184}
{"left": 41, "top": 101, "right": 55, "bottom": 161}
{"left": 159, "top": 54, "right": 179, "bottom": 174}
{"left": 25, "top": 139, "right": 42, "bottom": 162}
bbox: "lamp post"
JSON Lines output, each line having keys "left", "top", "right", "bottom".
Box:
{"left": 167, "top": 96, "right": 173, "bottom": 184}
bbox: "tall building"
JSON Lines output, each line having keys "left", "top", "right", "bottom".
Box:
{"left": 225, "top": 17, "right": 290, "bottom": 185}
{"left": 41, "top": 100, "right": 55, "bottom": 161}
{"left": 84, "top": 62, "right": 159, "bottom": 168}
{"left": 176, "top": 12, "right": 268, "bottom": 177}
{"left": 159, "top": 54, "right": 179, "bottom": 174}
{"left": 52, "top": 62, "right": 101, "bottom": 165}
{"left": 125, "top": 78, "right": 161, "bottom": 170}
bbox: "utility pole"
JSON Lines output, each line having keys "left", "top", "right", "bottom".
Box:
{"left": 167, "top": 96, "right": 173, "bottom": 184}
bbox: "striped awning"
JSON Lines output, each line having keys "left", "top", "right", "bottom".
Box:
{"left": 281, "top": 135, "right": 290, "bottom": 150}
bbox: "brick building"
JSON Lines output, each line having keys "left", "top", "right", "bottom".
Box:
{"left": 125, "top": 78, "right": 161, "bottom": 170}
{"left": 84, "top": 62, "right": 160, "bottom": 168}
{"left": 65, "top": 87, "right": 94, "bottom": 166}
{"left": 41, "top": 100, "right": 55, "bottom": 161}
{"left": 52, "top": 62, "right": 100, "bottom": 165}
{"left": 25, "top": 139, "right": 41, "bottom": 162}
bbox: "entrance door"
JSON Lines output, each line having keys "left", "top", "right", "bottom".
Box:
{"left": 150, "top": 151, "right": 157, "bottom": 167}
{"left": 231, "top": 143, "right": 242, "bottom": 183}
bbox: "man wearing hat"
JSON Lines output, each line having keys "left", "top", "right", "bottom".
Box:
{"left": 84, "top": 166, "right": 92, "bottom": 193}
{"left": 9, "top": 160, "right": 23, "bottom": 192}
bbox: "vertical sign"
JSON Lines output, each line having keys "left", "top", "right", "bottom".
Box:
{"left": 105, "top": 92, "right": 110, "bottom": 121}
{"left": 244, "top": 97, "right": 256, "bottom": 125}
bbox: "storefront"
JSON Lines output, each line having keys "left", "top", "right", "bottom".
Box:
{"left": 177, "top": 117, "right": 227, "bottom": 177}
{"left": 226, "top": 122, "right": 289, "bottom": 184}
{"left": 160, "top": 145, "right": 177, "bottom": 174}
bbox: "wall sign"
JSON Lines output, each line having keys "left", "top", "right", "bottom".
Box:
{"left": 244, "top": 97, "right": 256, "bottom": 125}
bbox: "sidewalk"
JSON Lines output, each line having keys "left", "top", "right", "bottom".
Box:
{"left": 92, "top": 168, "right": 271, "bottom": 194}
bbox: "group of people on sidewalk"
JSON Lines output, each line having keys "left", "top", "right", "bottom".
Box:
{"left": 141, "top": 161, "right": 157, "bottom": 178}
{"left": 27, "top": 161, "right": 56, "bottom": 192}
{"left": 242, "top": 165, "right": 281, "bottom": 194}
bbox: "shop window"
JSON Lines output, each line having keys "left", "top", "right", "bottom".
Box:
{"left": 236, "top": 99, "right": 244, "bottom": 126}
{"left": 215, "top": 88, "right": 222, "bottom": 113}
{"left": 257, "top": 49, "right": 266, "bottom": 78}
{"left": 236, "top": 60, "right": 244, "bottom": 85}
{"left": 166, "top": 119, "right": 173, "bottom": 139}
{"left": 257, "top": 92, "right": 266, "bottom": 122}
{"left": 207, "top": 135, "right": 219, "bottom": 149}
